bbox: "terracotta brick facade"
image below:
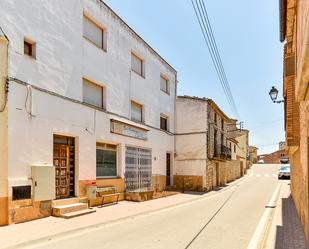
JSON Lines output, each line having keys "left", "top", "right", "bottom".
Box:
{"left": 280, "top": 0, "right": 309, "bottom": 242}
{"left": 257, "top": 149, "right": 288, "bottom": 164}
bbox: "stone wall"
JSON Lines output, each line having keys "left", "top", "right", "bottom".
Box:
{"left": 173, "top": 175, "right": 204, "bottom": 192}
{"left": 226, "top": 160, "right": 241, "bottom": 183}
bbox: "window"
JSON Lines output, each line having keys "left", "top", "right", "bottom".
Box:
{"left": 160, "top": 115, "right": 168, "bottom": 131}
{"left": 24, "top": 38, "right": 36, "bottom": 58}
{"left": 234, "top": 144, "right": 236, "bottom": 153}
{"left": 221, "top": 120, "right": 224, "bottom": 130}
{"left": 83, "top": 15, "right": 106, "bottom": 50}
{"left": 131, "top": 53, "right": 144, "bottom": 77}
{"left": 96, "top": 143, "right": 117, "bottom": 177}
{"left": 160, "top": 76, "right": 169, "bottom": 94}
{"left": 214, "top": 113, "right": 217, "bottom": 124}
{"left": 131, "top": 101, "right": 143, "bottom": 122}
{"left": 83, "top": 78, "right": 104, "bottom": 109}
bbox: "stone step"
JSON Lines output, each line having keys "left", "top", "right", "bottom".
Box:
{"left": 52, "top": 203, "right": 88, "bottom": 217}
{"left": 60, "top": 208, "right": 96, "bottom": 219}
{"left": 52, "top": 197, "right": 80, "bottom": 207}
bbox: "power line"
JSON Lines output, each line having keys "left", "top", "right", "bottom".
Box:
{"left": 191, "top": 0, "right": 240, "bottom": 119}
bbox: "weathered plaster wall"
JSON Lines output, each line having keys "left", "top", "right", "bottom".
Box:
{"left": 0, "top": 0, "right": 176, "bottom": 129}
{"left": 0, "top": 0, "right": 177, "bottom": 223}
{"left": 0, "top": 36, "right": 8, "bottom": 225}
{"left": 175, "top": 97, "right": 207, "bottom": 185}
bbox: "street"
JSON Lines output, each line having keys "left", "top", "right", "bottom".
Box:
{"left": 25, "top": 164, "right": 280, "bottom": 249}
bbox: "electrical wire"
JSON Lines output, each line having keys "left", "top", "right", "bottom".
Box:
{"left": 190, "top": 0, "right": 240, "bottom": 119}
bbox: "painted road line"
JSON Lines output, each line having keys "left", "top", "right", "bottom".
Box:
{"left": 247, "top": 183, "right": 281, "bottom": 249}
{"left": 256, "top": 174, "right": 261, "bottom": 177}
{"left": 272, "top": 174, "right": 277, "bottom": 177}
{"left": 264, "top": 174, "right": 270, "bottom": 177}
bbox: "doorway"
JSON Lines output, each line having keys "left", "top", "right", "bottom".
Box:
{"left": 240, "top": 161, "right": 244, "bottom": 177}
{"left": 216, "top": 163, "right": 220, "bottom": 187}
{"left": 125, "top": 146, "right": 152, "bottom": 192}
{"left": 166, "top": 153, "right": 171, "bottom": 187}
{"left": 53, "top": 135, "right": 75, "bottom": 199}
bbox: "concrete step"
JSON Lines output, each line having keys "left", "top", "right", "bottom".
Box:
{"left": 52, "top": 203, "right": 88, "bottom": 217}
{"left": 60, "top": 208, "right": 96, "bottom": 219}
{"left": 52, "top": 197, "right": 80, "bottom": 207}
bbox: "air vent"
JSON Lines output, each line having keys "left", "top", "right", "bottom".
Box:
{"left": 12, "top": 185, "right": 31, "bottom": 200}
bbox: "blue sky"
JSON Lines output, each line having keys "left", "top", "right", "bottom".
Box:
{"left": 105, "top": 0, "right": 284, "bottom": 154}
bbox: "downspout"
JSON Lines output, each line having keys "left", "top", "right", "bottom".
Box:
{"left": 173, "top": 74, "right": 178, "bottom": 187}
{"left": 0, "top": 27, "right": 9, "bottom": 112}
{"left": 0, "top": 26, "right": 9, "bottom": 225}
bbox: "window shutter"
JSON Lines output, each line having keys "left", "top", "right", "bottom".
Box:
{"left": 83, "top": 16, "right": 103, "bottom": 48}
{"left": 131, "top": 53, "right": 143, "bottom": 76}
{"left": 83, "top": 79, "right": 103, "bottom": 108}
{"left": 131, "top": 102, "right": 142, "bottom": 122}
{"left": 160, "top": 76, "right": 168, "bottom": 93}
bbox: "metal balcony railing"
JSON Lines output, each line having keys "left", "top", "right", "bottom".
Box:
{"left": 214, "top": 144, "right": 232, "bottom": 160}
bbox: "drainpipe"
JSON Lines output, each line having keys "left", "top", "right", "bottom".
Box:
{"left": 0, "top": 27, "right": 9, "bottom": 225}
{"left": 0, "top": 27, "right": 9, "bottom": 112}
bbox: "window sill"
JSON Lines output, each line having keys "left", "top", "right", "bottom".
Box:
{"left": 160, "top": 90, "right": 170, "bottom": 95}
{"left": 83, "top": 36, "right": 107, "bottom": 53}
{"left": 24, "top": 54, "right": 36, "bottom": 60}
{"left": 131, "top": 69, "right": 145, "bottom": 79}
{"left": 82, "top": 102, "right": 106, "bottom": 112}
{"left": 96, "top": 176, "right": 121, "bottom": 180}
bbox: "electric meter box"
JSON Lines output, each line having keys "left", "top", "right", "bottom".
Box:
{"left": 31, "top": 164, "right": 55, "bottom": 201}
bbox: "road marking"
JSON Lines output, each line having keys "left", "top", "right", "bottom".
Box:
{"left": 265, "top": 174, "right": 270, "bottom": 177}
{"left": 272, "top": 174, "right": 277, "bottom": 177}
{"left": 247, "top": 183, "right": 281, "bottom": 249}
{"left": 256, "top": 174, "right": 261, "bottom": 177}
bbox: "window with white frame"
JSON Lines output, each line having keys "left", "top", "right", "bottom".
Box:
{"left": 160, "top": 115, "right": 168, "bottom": 131}
{"left": 96, "top": 143, "right": 117, "bottom": 177}
{"left": 83, "top": 78, "right": 104, "bottom": 109}
{"left": 83, "top": 15, "right": 106, "bottom": 50}
{"left": 131, "top": 101, "right": 143, "bottom": 122}
{"left": 160, "top": 76, "right": 169, "bottom": 94}
{"left": 131, "top": 53, "right": 144, "bottom": 77}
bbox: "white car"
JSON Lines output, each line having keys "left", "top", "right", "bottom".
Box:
{"left": 278, "top": 165, "right": 290, "bottom": 179}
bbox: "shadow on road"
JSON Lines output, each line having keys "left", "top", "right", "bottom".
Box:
{"left": 274, "top": 195, "right": 309, "bottom": 249}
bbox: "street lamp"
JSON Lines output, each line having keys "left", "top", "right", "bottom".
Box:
{"left": 269, "top": 86, "right": 284, "bottom": 103}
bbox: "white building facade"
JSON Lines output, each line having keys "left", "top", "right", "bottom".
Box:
{"left": 0, "top": 0, "right": 177, "bottom": 225}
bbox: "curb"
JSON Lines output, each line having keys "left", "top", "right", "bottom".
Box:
{"left": 3, "top": 172, "right": 251, "bottom": 249}
{"left": 247, "top": 182, "right": 282, "bottom": 249}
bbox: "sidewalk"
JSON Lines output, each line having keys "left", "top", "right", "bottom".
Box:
{"left": 0, "top": 175, "right": 247, "bottom": 249}
{"left": 263, "top": 180, "right": 309, "bottom": 249}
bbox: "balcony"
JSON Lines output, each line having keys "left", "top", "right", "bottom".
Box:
{"left": 214, "top": 144, "right": 231, "bottom": 160}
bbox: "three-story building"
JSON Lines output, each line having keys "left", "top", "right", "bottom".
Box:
{"left": 0, "top": 0, "right": 177, "bottom": 225}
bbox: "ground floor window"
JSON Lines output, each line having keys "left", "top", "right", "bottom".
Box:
{"left": 96, "top": 143, "right": 117, "bottom": 177}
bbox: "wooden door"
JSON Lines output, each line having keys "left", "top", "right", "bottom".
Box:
{"left": 216, "top": 163, "right": 220, "bottom": 186}
{"left": 54, "top": 144, "right": 70, "bottom": 199}
{"left": 166, "top": 153, "right": 171, "bottom": 186}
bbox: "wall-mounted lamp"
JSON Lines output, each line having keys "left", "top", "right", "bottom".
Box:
{"left": 269, "top": 86, "right": 284, "bottom": 103}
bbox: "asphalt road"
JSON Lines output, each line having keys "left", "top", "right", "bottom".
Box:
{"left": 27, "top": 164, "right": 281, "bottom": 249}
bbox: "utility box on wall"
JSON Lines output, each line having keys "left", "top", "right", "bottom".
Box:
{"left": 31, "top": 164, "right": 55, "bottom": 201}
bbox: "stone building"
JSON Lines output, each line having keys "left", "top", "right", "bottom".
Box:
{"left": 249, "top": 146, "right": 258, "bottom": 165}
{"left": 279, "top": 0, "right": 309, "bottom": 241}
{"left": 174, "top": 96, "right": 245, "bottom": 191}
{"left": 0, "top": 0, "right": 177, "bottom": 225}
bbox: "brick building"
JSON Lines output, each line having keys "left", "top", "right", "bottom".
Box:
{"left": 257, "top": 149, "right": 287, "bottom": 164}
{"left": 279, "top": 0, "right": 309, "bottom": 242}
